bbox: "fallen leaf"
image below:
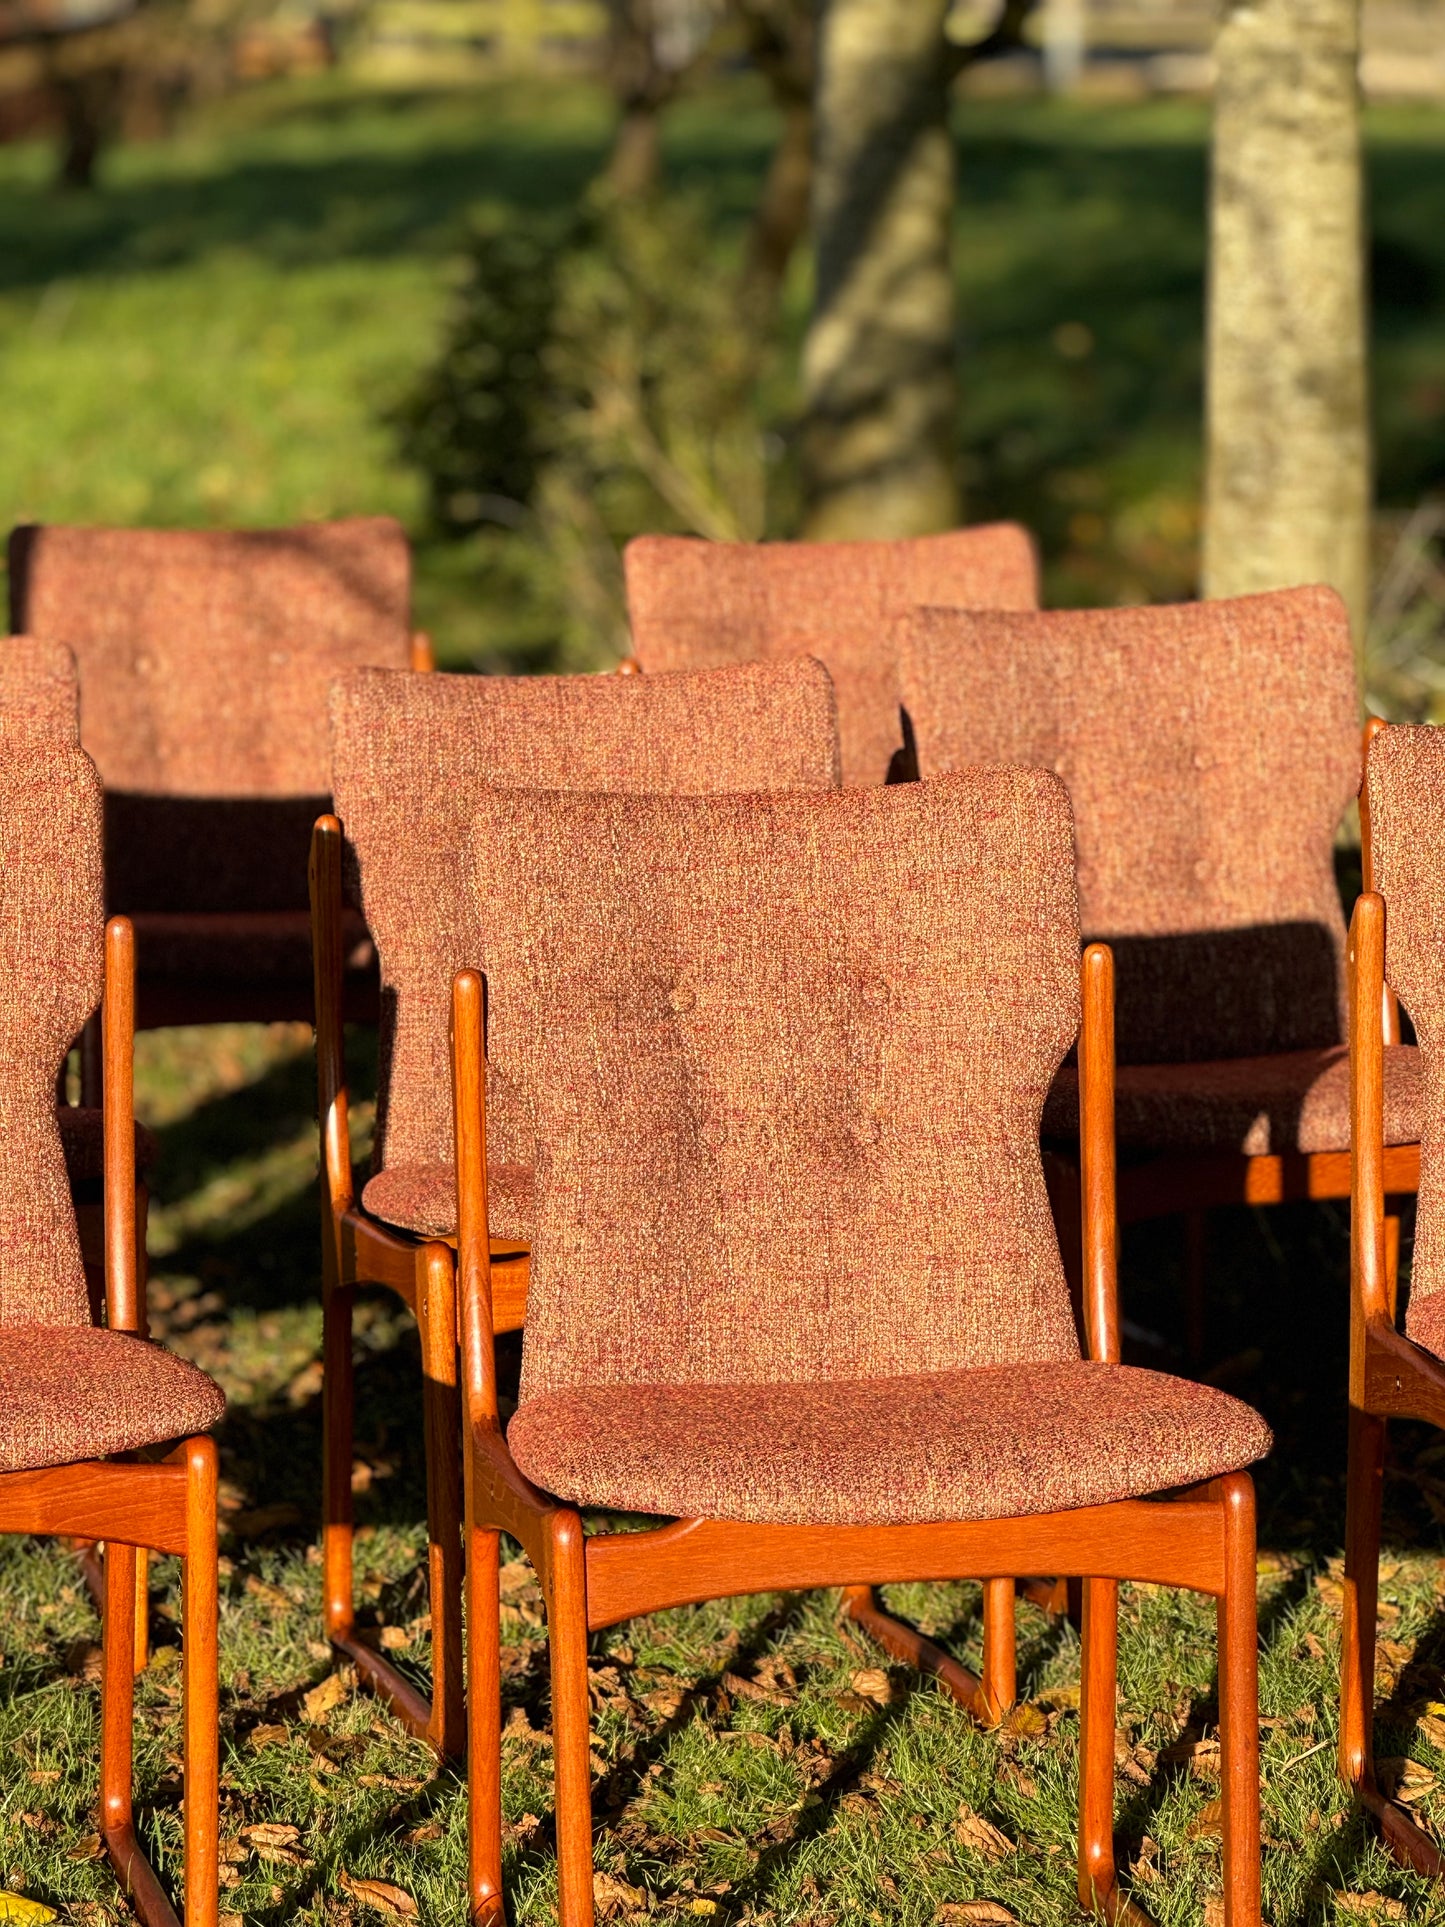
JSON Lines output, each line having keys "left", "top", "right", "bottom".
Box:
{"left": 934, "top": 1905, "right": 1017, "bottom": 1925}
{"left": 687, "top": 1905, "right": 718, "bottom": 1917}
{"left": 1188, "top": 1797, "right": 1223, "bottom": 1840}
{"left": 593, "top": 1871, "right": 648, "bottom": 1917}
{"left": 723, "top": 1670, "right": 793, "bottom": 1706}
{"left": 403, "top": 1823, "right": 443, "bottom": 1845}
{"left": 1203, "top": 1899, "right": 1225, "bottom": 1927}
{"left": 303, "top": 1672, "right": 349, "bottom": 1723}
{"left": 25, "top": 1772, "right": 58, "bottom": 1785}
{"left": 63, "top": 1640, "right": 103, "bottom": 1683}
{"left": 286, "top": 1360, "right": 324, "bottom": 1405}
{"left": 0, "top": 1898, "right": 57, "bottom": 1924}
{"left": 1000, "top": 1701, "right": 1049, "bottom": 1741}
{"left": 498, "top": 1561, "right": 535, "bottom": 1599}
{"left": 338, "top": 1872, "right": 419, "bottom": 1919}
{"left": 644, "top": 1687, "right": 686, "bottom": 1721}
{"left": 380, "top": 1626, "right": 410, "bottom": 1651}
{"left": 848, "top": 1667, "right": 900, "bottom": 1706}
{"left": 242, "top": 1823, "right": 301, "bottom": 1849}
{"left": 244, "top": 1577, "right": 293, "bottom": 1613}
{"left": 65, "top": 1835, "right": 103, "bottom": 1863}
{"left": 1332, "top": 1895, "right": 1407, "bottom": 1920}
{"left": 1419, "top": 1713, "right": 1445, "bottom": 1749}
{"left": 955, "top": 1805, "right": 1014, "bottom": 1859}
{"left": 1378, "top": 1757, "right": 1436, "bottom": 1805}
{"left": 248, "top": 1724, "right": 289, "bottom": 1752}
{"left": 1036, "top": 1682, "right": 1080, "bottom": 1711}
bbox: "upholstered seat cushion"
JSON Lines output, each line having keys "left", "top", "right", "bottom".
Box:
{"left": 130, "top": 909, "right": 374, "bottom": 985}
{"left": 1042, "top": 1044, "right": 1422, "bottom": 1157}
{"left": 362, "top": 1161, "right": 535, "bottom": 1244}
{"left": 507, "top": 1361, "right": 1272, "bottom": 1527}
{"left": 1408, "top": 1292, "right": 1445, "bottom": 1363}
{"left": 57, "top": 1107, "right": 159, "bottom": 1186}
{"left": 0, "top": 1325, "right": 225, "bottom": 1473}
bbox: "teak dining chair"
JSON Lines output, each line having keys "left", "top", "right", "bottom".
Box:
{"left": 1341, "top": 721, "right": 1445, "bottom": 1877}
{"left": 0, "top": 739, "right": 225, "bottom": 1927}
{"left": 312, "top": 656, "right": 842, "bottom": 1756}
{"left": 622, "top": 524, "right": 1038, "bottom": 787}
{"left": 6, "top": 516, "right": 424, "bottom": 1040}
{"left": 896, "top": 587, "right": 1422, "bottom": 1358}
{"left": 454, "top": 771, "right": 1272, "bottom": 1927}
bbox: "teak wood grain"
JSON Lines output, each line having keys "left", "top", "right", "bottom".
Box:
{"left": 449, "top": 957, "right": 1264, "bottom": 1927}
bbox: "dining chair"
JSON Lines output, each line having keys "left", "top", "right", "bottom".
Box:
{"left": 6, "top": 516, "right": 424, "bottom": 1041}
{"left": 1341, "top": 721, "right": 1445, "bottom": 1878}
{"left": 622, "top": 524, "right": 1038, "bottom": 788}
{"left": 896, "top": 586, "right": 1422, "bottom": 1359}
{"left": 454, "top": 769, "right": 1272, "bottom": 1927}
{"left": 312, "top": 655, "right": 842, "bottom": 1757}
{"left": 0, "top": 737, "right": 224, "bottom": 1927}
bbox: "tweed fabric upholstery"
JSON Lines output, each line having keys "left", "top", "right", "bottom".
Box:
{"left": 1, "top": 637, "right": 79, "bottom": 740}
{"left": 624, "top": 526, "right": 1038, "bottom": 788}
{"left": 7, "top": 518, "right": 411, "bottom": 915}
{"left": 1365, "top": 725, "right": 1445, "bottom": 1328}
{"left": 361, "top": 1160, "right": 534, "bottom": 1242}
{"left": 0, "top": 1326, "right": 225, "bottom": 1472}
{"left": 1043, "top": 1043, "right": 1422, "bottom": 1157}
{"left": 507, "top": 1361, "right": 1272, "bottom": 1525}
{"left": 898, "top": 587, "right": 1360, "bottom": 1066}
{"left": 0, "top": 747, "right": 105, "bottom": 1328}
{"left": 59, "top": 1109, "right": 160, "bottom": 1186}
{"left": 471, "top": 771, "right": 1083, "bottom": 1404}
{"left": 331, "top": 656, "right": 841, "bottom": 1207}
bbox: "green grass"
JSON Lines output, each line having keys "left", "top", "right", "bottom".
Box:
{"left": 5, "top": 1023, "right": 1445, "bottom": 1924}
{"left": 2, "top": 77, "right": 1444, "bottom": 661}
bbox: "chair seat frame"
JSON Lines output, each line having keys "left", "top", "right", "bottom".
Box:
{"left": 450, "top": 948, "right": 1264, "bottom": 1927}
{"left": 0, "top": 918, "right": 219, "bottom": 1927}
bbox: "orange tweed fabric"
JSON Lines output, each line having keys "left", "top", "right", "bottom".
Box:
{"left": 624, "top": 526, "right": 1038, "bottom": 788}
{"left": 330, "top": 657, "right": 841, "bottom": 1240}
{"left": 475, "top": 772, "right": 1083, "bottom": 1400}
{"left": 0, "top": 746, "right": 106, "bottom": 1327}
{"left": 361, "top": 1161, "right": 534, "bottom": 1242}
{"left": 0, "top": 637, "right": 79, "bottom": 740}
{"left": 1366, "top": 725, "right": 1445, "bottom": 1327}
{"left": 507, "top": 1362, "right": 1272, "bottom": 1526}
{"left": 0, "top": 1325, "right": 225, "bottom": 1472}
{"left": 59, "top": 1109, "right": 159, "bottom": 1187}
{"left": 7, "top": 518, "right": 411, "bottom": 916}
{"left": 898, "top": 588, "right": 1360, "bottom": 1066}
{"left": 1043, "top": 1044, "right": 1421, "bottom": 1157}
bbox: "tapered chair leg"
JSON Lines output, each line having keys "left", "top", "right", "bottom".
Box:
{"left": 980, "top": 1577, "right": 1017, "bottom": 1723}
{"left": 101, "top": 1543, "right": 173, "bottom": 1926}
{"left": 323, "top": 1274, "right": 357, "bottom": 1647}
{"left": 545, "top": 1513, "right": 595, "bottom": 1927}
{"left": 182, "top": 1437, "right": 219, "bottom": 1927}
{"left": 1217, "top": 1472, "right": 1261, "bottom": 1927}
{"left": 1340, "top": 1406, "right": 1385, "bottom": 1791}
{"left": 467, "top": 1519, "right": 505, "bottom": 1924}
{"left": 1077, "top": 1575, "right": 1120, "bottom": 1915}
{"left": 419, "top": 1244, "right": 466, "bottom": 1757}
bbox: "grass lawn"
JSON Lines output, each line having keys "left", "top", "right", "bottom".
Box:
{"left": 1, "top": 76, "right": 1443, "bottom": 663}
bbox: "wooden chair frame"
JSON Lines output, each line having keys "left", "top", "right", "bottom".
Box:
{"left": 309, "top": 814, "right": 528, "bottom": 1759}
{"left": 451, "top": 947, "right": 1264, "bottom": 1927}
{"left": 1339, "top": 887, "right": 1445, "bottom": 1876}
{"left": 0, "top": 918, "right": 219, "bottom": 1927}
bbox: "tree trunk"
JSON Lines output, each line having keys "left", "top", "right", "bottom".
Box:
{"left": 1202, "top": 0, "right": 1370, "bottom": 649}
{"left": 742, "top": 96, "right": 813, "bottom": 313}
{"left": 603, "top": 102, "right": 663, "bottom": 197}
{"left": 799, "top": 0, "right": 960, "bottom": 539}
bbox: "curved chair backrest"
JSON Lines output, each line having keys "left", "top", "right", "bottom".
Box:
{"left": 897, "top": 586, "right": 1360, "bottom": 1066}
{"left": 7, "top": 518, "right": 412, "bottom": 913}
{"left": 467, "top": 770, "right": 1083, "bottom": 1397}
{"left": 0, "top": 741, "right": 104, "bottom": 1327}
{"left": 330, "top": 656, "right": 843, "bottom": 1174}
{"left": 1365, "top": 724, "right": 1445, "bottom": 1333}
{"left": 624, "top": 525, "right": 1038, "bottom": 789}
{"left": 0, "top": 637, "right": 80, "bottom": 742}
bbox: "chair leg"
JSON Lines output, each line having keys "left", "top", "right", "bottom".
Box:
{"left": 182, "top": 1437, "right": 219, "bottom": 1927}
{"left": 838, "top": 1584, "right": 986, "bottom": 1713}
{"left": 1339, "top": 1406, "right": 1384, "bottom": 1791}
{"left": 980, "top": 1576, "right": 1017, "bottom": 1723}
{"left": 545, "top": 1513, "right": 595, "bottom": 1927}
{"left": 467, "top": 1518, "right": 505, "bottom": 1924}
{"left": 1077, "top": 1575, "right": 1119, "bottom": 1915}
{"left": 1217, "top": 1471, "right": 1261, "bottom": 1927}
{"left": 101, "top": 1541, "right": 173, "bottom": 1926}
{"left": 419, "top": 1244, "right": 466, "bottom": 1758}
{"left": 1185, "top": 1209, "right": 1207, "bottom": 1365}
{"left": 323, "top": 1274, "right": 357, "bottom": 1646}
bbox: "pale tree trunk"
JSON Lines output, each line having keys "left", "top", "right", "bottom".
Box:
{"left": 1202, "top": 0, "right": 1371, "bottom": 649}
{"left": 800, "top": 0, "right": 960, "bottom": 539}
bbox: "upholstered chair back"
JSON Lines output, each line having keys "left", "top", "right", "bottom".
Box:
{"left": 330, "top": 657, "right": 842, "bottom": 1178}
{"left": 0, "top": 742, "right": 104, "bottom": 1326}
{"left": 897, "top": 586, "right": 1360, "bottom": 1066}
{"left": 7, "top": 518, "right": 412, "bottom": 914}
{"left": 468, "top": 771, "right": 1083, "bottom": 1398}
{"left": 0, "top": 638, "right": 80, "bottom": 741}
{"left": 624, "top": 526, "right": 1038, "bottom": 789}
{"left": 1366, "top": 725, "right": 1445, "bottom": 1329}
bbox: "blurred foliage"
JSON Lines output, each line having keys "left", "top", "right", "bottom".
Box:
{"left": 394, "top": 187, "right": 788, "bottom": 670}
{"left": 1367, "top": 501, "right": 1445, "bottom": 722}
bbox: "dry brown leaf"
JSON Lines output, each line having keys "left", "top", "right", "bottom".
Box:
{"left": 1203, "top": 1899, "right": 1225, "bottom": 1927}
{"left": 25, "top": 1771, "right": 59, "bottom": 1785}
{"left": 379, "top": 1626, "right": 410, "bottom": 1651}
{"left": 592, "top": 1872, "right": 648, "bottom": 1918}
{"left": 286, "top": 1360, "right": 324, "bottom": 1405}
{"left": 65, "top": 1835, "right": 103, "bottom": 1863}
{"left": 403, "top": 1823, "right": 443, "bottom": 1845}
{"left": 1332, "top": 1894, "right": 1407, "bottom": 1920}
{"left": 848, "top": 1667, "right": 900, "bottom": 1706}
{"left": 1378, "top": 1756, "right": 1436, "bottom": 1805}
{"left": 303, "top": 1671, "right": 349, "bottom": 1724}
{"left": 1000, "top": 1701, "right": 1050, "bottom": 1741}
{"left": 1036, "top": 1682, "right": 1080, "bottom": 1711}
{"left": 242, "top": 1823, "right": 301, "bottom": 1849}
{"left": 498, "top": 1561, "right": 535, "bottom": 1599}
{"left": 1188, "top": 1797, "right": 1224, "bottom": 1840}
{"left": 955, "top": 1805, "right": 1014, "bottom": 1860}
{"left": 1419, "top": 1713, "right": 1445, "bottom": 1750}
{"left": 934, "top": 1904, "right": 1017, "bottom": 1925}
{"left": 338, "top": 1872, "right": 419, "bottom": 1919}
{"left": 248, "top": 1724, "right": 289, "bottom": 1752}
{"left": 243, "top": 1576, "right": 293, "bottom": 1613}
